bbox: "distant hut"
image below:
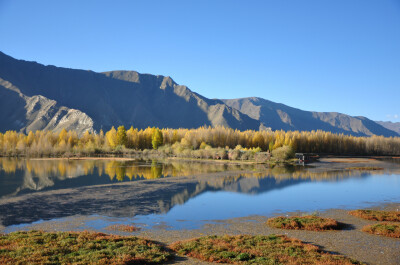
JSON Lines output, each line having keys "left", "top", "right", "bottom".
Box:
{"left": 295, "top": 153, "right": 319, "bottom": 164}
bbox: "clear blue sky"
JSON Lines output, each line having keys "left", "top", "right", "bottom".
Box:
{"left": 1, "top": 0, "right": 399, "bottom": 122}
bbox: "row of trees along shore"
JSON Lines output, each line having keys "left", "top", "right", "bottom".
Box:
{"left": 0, "top": 126, "right": 399, "bottom": 158}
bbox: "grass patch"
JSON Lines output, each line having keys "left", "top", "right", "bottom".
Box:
{"left": 362, "top": 223, "right": 400, "bottom": 238}
{"left": 170, "top": 235, "right": 363, "bottom": 264}
{"left": 0, "top": 230, "right": 172, "bottom": 264}
{"left": 105, "top": 224, "right": 140, "bottom": 232}
{"left": 266, "top": 216, "right": 340, "bottom": 231}
{"left": 348, "top": 209, "right": 400, "bottom": 222}
{"left": 345, "top": 167, "right": 383, "bottom": 171}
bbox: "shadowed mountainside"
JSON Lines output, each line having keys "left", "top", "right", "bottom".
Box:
{"left": 376, "top": 121, "right": 400, "bottom": 135}
{"left": 0, "top": 52, "right": 260, "bottom": 134}
{"left": 222, "top": 97, "right": 398, "bottom": 137}
{"left": 0, "top": 77, "right": 94, "bottom": 135}
{"left": 0, "top": 51, "right": 397, "bottom": 137}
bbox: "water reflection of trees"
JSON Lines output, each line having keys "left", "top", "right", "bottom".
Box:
{"left": 1, "top": 158, "right": 398, "bottom": 183}
{"left": 1, "top": 158, "right": 399, "bottom": 227}
{"left": 0, "top": 158, "right": 263, "bottom": 181}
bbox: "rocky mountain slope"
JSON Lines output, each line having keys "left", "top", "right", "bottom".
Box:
{"left": 0, "top": 52, "right": 260, "bottom": 134}
{"left": 222, "top": 97, "right": 398, "bottom": 137}
{"left": 0, "top": 77, "right": 93, "bottom": 135}
{"left": 0, "top": 51, "right": 397, "bottom": 137}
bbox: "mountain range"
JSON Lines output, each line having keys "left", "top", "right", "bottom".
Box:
{"left": 0, "top": 51, "right": 398, "bottom": 137}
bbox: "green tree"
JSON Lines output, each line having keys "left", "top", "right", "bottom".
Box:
{"left": 116, "top": 126, "right": 127, "bottom": 147}
{"left": 152, "top": 128, "right": 163, "bottom": 149}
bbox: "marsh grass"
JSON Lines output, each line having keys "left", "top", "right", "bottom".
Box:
{"left": 169, "top": 235, "right": 363, "bottom": 264}
{"left": 348, "top": 209, "right": 400, "bottom": 222}
{"left": 0, "top": 231, "right": 172, "bottom": 264}
{"left": 266, "top": 216, "right": 340, "bottom": 231}
{"left": 362, "top": 223, "right": 400, "bottom": 238}
{"left": 105, "top": 224, "right": 140, "bottom": 232}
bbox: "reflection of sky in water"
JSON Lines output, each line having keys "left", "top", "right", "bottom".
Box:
{"left": 132, "top": 174, "right": 400, "bottom": 229}
{"left": 8, "top": 173, "right": 398, "bottom": 231}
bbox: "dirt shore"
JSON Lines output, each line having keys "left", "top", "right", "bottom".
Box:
{"left": 2, "top": 204, "right": 399, "bottom": 265}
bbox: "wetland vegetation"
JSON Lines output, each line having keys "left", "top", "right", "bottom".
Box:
{"left": 0, "top": 231, "right": 172, "bottom": 264}
{"left": 348, "top": 209, "right": 400, "bottom": 222}
{"left": 266, "top": 216, "right": 340, "bottom": 231}
{"left": 169, "top": 234, "right": 364, "bottom": 264}
{"left": 105, "top": 224, "right": 141, "bottom": 233}
{"left": 362, "top": 223, "right": 400, "bottom": 238}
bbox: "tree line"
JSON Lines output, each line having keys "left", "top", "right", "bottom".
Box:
{"left": 0, "top": 126, "right": 399, "bottom": 157}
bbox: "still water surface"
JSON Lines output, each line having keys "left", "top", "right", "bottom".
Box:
{"left": 0, "top": 158, "right": 399, "bottom": 230}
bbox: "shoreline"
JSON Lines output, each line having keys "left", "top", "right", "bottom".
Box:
{"left": 2, "top": 203, "right": 399, "bottom": 265}
{"left": 3, "top": 155, "right": 279, "bottom": 165}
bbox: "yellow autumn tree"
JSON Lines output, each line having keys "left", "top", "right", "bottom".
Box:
{"left": 105, "top": 126, "right": 117, "bottom": 148}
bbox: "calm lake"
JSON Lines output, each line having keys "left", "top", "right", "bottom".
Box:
{"left": 0, "top": 157, "right": 399, "bottom": 231}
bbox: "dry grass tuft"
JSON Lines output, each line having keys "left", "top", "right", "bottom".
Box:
{"left": 170, "top": 234, "right": 363, "bottom": 264}
{"left": 362, "top": 223, "right": 400, "bottom": 238}
{"left": 266, "top": 216, "right": 340, "bottom": 231}
{"left": 105, "top": 224, "right": 140, "bottom": 232}
{"left": 348, "top": 209, "right": 400, "bottom": 222}
{"left": 0, "top": 230, "right": 172, "bottom": 264}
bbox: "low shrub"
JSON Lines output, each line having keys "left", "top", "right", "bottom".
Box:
{"left": 362, "top": 223, "right": 400, "bottom": 238}
{"left": 266, "top": 216, "right": 340, "bottom": 231}
{"left": 271, "top": 145, "right": 295, "bottom": 162}
{"left": 348, "top": 209, "right": 400, "bottom": 222}
{"left": 105, "top": 224, "right": 140, "bottom": 232}
{"left": 0, "top": 231, "right": 172, "bottom": 264}
{"left": 170, "top": 235, "right": 363, "bottom": 264}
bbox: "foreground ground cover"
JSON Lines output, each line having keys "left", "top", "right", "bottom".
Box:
{"left": 348, "top": 210, "right": 400, "bottom": 222}
{"left": 0, "top": 231, "right": 172, "bottom": 264}
{"left": 362, "top": 223, "right": 400, "bottom": 238}
{"left": 266, "top": 216, "right": 340, "bottom": 231}
{"left": 170, "top": 234, "right": 363, "bottom": 264}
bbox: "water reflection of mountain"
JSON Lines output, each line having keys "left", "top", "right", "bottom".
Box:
{"left": 0, "top": 158, "right": 395, "bottom": 228}
{"left": 0, "top": 159, "right": 265, "bottom": 198}
{"left": 0, "top": 158, "right": 391, "bottom": 199}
